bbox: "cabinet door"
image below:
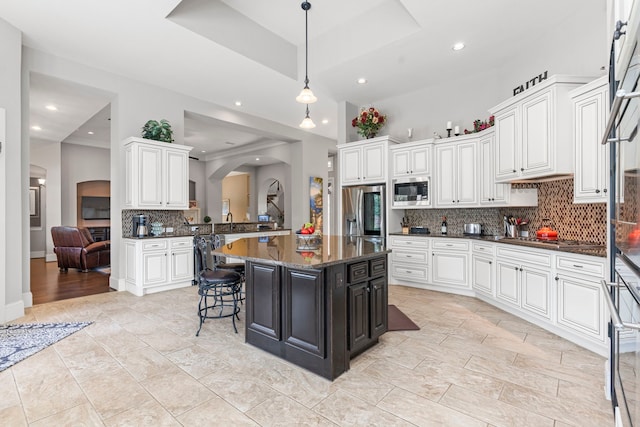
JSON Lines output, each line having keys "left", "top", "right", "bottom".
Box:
{"left": 246, "top": 262, "right": 281, "bottom": 341}
{"left": 432, "top": 251, "right": 468, "bottom": 288}
{"left": 456, "top": 141, "right": 478, "bottom": 206}
{"left": 142, "top": 251, "right": 168, "bottom": 287}
{"left": 165, "top": 149, "right": 189, "bottom": 209}
{"left": 521, "top": 267, "right": 551, "bottom": 319}
{"left": 411, "top": 146, "right": 431, "bottom": 175}
{"left": 340, "top": 146, "right": 362, "bottom": 185}
{"left": 170, "top": 247, "right": 193, "bottom": 282}
{"left": 392, "top": 149, "right": 411, "bottom": 177}
{"left": 574, "top": 88, "right": 608, "bottom": 203}
{"left": 495, "top": 107, "right": 519, "bottom": 181}
{"left": 521, "top": 89, "right": 552, "bottom": 176}
{"left": 362, "top": 143, "right": 385, "bottom": 183}
{"left": 370, "top": 277, "right": 387, "bottom": 339}
{"left": 479, "top": 135, "right": 495, "bottom": 203}
{"left": 557, "top": 274, "right": 604, "bottom": 341}
{"left": 472, "top": 255, "right": 493, "bottom": 296}
{"left": 435, "top": 144, "right": 456, "bottom": 207}
{"left": 348, "top": 282, "right": 370, "bottom": 352}
{"left": 138, "top": 145, "right": 163, "bottom": 208}
{"left": 283, "top": 268, "right": 325, "bottom": 358}
{"left": 496, "top": 260, "right": 519, "bottom": 306}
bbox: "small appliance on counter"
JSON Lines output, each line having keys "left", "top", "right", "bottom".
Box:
{"left": 409, "top": 226, "right": 430, "bottom": 234}
{"left": 132, "top": 214, "right": 149, "bottom": 238}
{"left": 150, "top": 222, "right": 163, "bottom": 236}
{"left": 463, "top": 223, "right": 483, "bottom": 235}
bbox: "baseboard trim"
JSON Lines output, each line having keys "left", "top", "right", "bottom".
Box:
{"left": 30, "top": 251, "right": 45, "bottom": 258}
{"left": 5, "top": 299, "right": 25, "bottom": 322}
{"left": 45, "top": 253, "right": 57, "bottom": 263}
{"left": 110, "top": 276, "right": 125, "bottom": 292}
{"left": 23, "top": 291, "right": 33, "bottom": 309}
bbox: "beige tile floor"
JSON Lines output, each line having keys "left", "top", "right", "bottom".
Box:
{"left": 1, "top": 285, "right": 613, "bottom": 426}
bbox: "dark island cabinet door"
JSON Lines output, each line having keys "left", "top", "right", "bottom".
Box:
{"left": 348, "top": 281, "right": 370, "bottom": 352}
{"left": 246, "top": 262, "right": 281, "bottom": 341}
{"left": 283, "top": 268, "right": 325, "bottom": 358}
{"left": 370, "top": 276, "right": 388, "bottom": 339}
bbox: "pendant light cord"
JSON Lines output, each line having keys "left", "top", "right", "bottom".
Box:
{"left": 303, "top": 1, "right": 311, "bottom": 87}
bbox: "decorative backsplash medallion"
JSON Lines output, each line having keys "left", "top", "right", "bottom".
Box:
{"left": 405, "top": 178, "right": 606, "bottom": 244}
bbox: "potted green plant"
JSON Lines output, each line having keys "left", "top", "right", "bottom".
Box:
{"left": 141, "top": 119, "right": 174, "bottom": 143}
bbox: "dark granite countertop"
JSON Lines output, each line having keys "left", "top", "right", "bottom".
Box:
{"left": 124, "top": 233, "right": 197, "bottom": 240}
{"left": 388, "top": 232, "right": 607, "bottom": 258}
{"left": 211, "top": 234, "right": 390, "bottom": 269}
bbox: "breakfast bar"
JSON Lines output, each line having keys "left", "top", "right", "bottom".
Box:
{"left": 211, "top": 234, "right": 390, "bottom": 380}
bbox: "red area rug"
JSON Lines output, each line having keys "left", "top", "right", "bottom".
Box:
{"left": 387, "top": 305, "right": 420, "bottom": 331}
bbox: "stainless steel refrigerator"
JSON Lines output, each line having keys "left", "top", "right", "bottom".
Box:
{"left": 342, "top": 184, "right": 386, "bottom": 237}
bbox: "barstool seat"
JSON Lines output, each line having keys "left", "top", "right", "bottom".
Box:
{"left": 194, "top": 235, "right": 243, "bottom": 336}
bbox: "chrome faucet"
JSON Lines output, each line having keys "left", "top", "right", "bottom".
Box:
{"left": 226, "top": 212, "right": 234, "bottom": 232}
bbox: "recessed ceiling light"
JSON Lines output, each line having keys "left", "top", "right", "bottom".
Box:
{"left": 452, "top": 42, "right": 465, "bottom": 51}
{"left": 87, "top": 131, "right": 94, "bottom": 135}
{"left": 235, "top": 101, "right": 242, "bottom": 106}
{"left": 256, "top": 158, "right": 260, "bottom": 161}
{"left": 45, "top": 105, "right": 57, "bottom": 111}
{"left": 357, "top": 78, "right": 367, "bottom": 84}
{"left": 322, "top": 119, "right": 329, "bottom": 124}
{"left": 31, "top": 125, "right": 41, "bottom": 131}
{"left": 201, "top": 150, "right": 206, "bottom": 153}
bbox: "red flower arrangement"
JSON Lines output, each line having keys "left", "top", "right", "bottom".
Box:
{"left": 464, "top": 115, "right": 495, "bottom": 134}
{"left": 352, "top": 107, "right": 387, "bottom": 139}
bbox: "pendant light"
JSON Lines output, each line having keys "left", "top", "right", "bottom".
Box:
{"left": 300, "top": 105, "right": 316, "bottom": 129}
{"left": 296, "top": 1, "right": 317, "bottom": 104}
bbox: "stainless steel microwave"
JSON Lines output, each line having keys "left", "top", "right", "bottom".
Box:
{"left": 392, "top": 177, "right": 430, "bottom": 207}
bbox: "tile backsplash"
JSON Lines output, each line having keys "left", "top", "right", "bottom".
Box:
{"left": 121, "top": 209, "right": 212, "bottom": 237}
{"left": 404, "top": 178, "right": 606, "bottom": 244}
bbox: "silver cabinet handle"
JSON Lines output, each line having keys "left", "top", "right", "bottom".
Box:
{"left": 446, "top": 244, "right": 453, "bottom": 247}
{"left": 600, "top": 280, "right": 640, "bottom": 330}
{"left": 573, "top": 264, "right": 583, "bottom": 268}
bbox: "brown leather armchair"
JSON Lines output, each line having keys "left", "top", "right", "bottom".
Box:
{"left": 51, "top": 226, "right": 110, "bottom": 272}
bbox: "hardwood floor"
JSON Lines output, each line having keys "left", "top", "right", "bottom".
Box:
{"left": 30, "top": 258, "right": 113, "bottom": 305}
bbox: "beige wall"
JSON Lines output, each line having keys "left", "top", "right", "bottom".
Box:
{"left": 222, "top": 174, "right": 249, "bottom": 223}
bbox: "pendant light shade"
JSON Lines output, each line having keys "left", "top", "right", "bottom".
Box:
{"left": 300, "top": 106, "right": 316, "bottom": 129}
{"left": 297, "top": 1, "right": 316, "bottom": 104}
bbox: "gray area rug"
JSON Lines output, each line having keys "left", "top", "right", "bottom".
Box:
{"left": 0, "top": 322, "right": 92, "bottom": 372}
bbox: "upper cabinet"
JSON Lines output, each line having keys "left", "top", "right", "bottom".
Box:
{"left": 434, "top": 135, "right": 479, "bottom": 208}
{"left": 489, "top": 75, "right": 594, "bottom": 182}
{"left": 570, "top": 76, "right": 609, "bottom": 203}
{"left": 390, "top": 141, "right": 432, "bottom": 178}
{"left": 123, "top": 137, "right": 193, "bottom": 210}
{"left": 478, "top": 129, "right": 509, "bottom": 205}
{"left": 338, "top": 136, "right": 398, "bottom": 186}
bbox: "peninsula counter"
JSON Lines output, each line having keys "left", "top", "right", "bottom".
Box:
{"left": 211, "top": 234, "right": 391, "bottom": 380}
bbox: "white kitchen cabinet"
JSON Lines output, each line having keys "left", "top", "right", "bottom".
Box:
{"left": 479, "top": 130, "right": 509, "bottom": 205}
{"left": 338, "top": 137, "right": 398, "bottom": 186}
{"left": 471, "top": 242, "right": 495, "bottom": 297}
{"left": 390, "top": 141, "right": 432, "bottom": 178}
{"left": 431, "top": 239, "right": 470, "bottom": 289}
{"left": 389, "top": 236, "right": 429, "bottom": 285}
{"left": 555, "top": 253, "right": 606, "bottom": 344}
{"left": 571, "top": 76, "right": 609, "bottom": 203}
{"left": 489, "top": 75, "right": 593, "bottom": 182}
{"left": 434, "top": 136, "right": 478, "bottom": 208}
{"left": 124, "top": 236, "right": 194, "bottom": 296}
{"left": 123, "top": 137, "right": 192, "bottom": 210}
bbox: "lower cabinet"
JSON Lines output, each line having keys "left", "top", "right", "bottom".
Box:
{"left": 472, "top": 255, "right": 494, "bottom": 296}
{"left": 496, "top": 259, "right": 552, "bottom": 320}
{"left": 389, "top": 236, "right": 429, "bottom": 285}
{"left": 347, "top": 259, "right": 388, "bottom": 355}
{"left": 431, "top": 239, "right": 470, "bottom": 290}
{"left": 124, "top": 237, "right": 194, "bottom": 296}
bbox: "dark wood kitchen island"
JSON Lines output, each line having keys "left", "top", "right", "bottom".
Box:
{"left": 211, "top": 234, "right": 390, "bottom": 380}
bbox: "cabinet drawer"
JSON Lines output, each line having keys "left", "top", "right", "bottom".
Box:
{"left": 142, "top": 240, "right": 167, "bottom": 251}
{"left": 472, "top": 241, "right": 495, "bottom": 255}
{"left": 432, "top": 239, "right": 469, "bottom": 251}
{"left": 392, "top": 263, "right": 428, "bottom": 283}
{"left": 392, "top": 250, "right": 428, "bottom": 264}
{"left": 390, "top": 236, "right": 429, "bottom": 249}
{"left": 370, "top": 258, "right": 387, "bottom": 278}
{"left": 496, "top": 246, "right": 551, "bottom": 267}
{"left": 170, "top": 238, "right": 192, "bottom": 248}
{"left": 556, "top": 255, "right": 604, "bottom": 278}
{"left": 348, "top": 261, "right": 369, "bottom": 283}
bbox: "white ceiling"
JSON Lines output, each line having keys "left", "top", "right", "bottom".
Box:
{"left": 1, "top": 0, "right": 605, "bottom": 158}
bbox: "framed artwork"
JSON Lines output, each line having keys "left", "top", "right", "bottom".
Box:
{"left": 29, "top": 187, "right": 40, "bottom": 217}
{"left": 222, "top": 199, "right": 230, "bottom": 216}
{"left": 309, "top": 177, "right": 322, "bottom": 234}
{"left": 189, "top": 200, "right": 198, "bottom": 208}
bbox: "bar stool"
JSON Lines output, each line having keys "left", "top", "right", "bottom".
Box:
{"left": 193, "top": 235, "right": 242, "bottom": 335}
{"left": 210, "top": 234, "right": 246, "bottom": 303}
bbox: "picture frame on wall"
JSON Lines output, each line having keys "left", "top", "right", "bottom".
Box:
{"left": 222, "top": 199, "right": 230, "bottom": 216}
